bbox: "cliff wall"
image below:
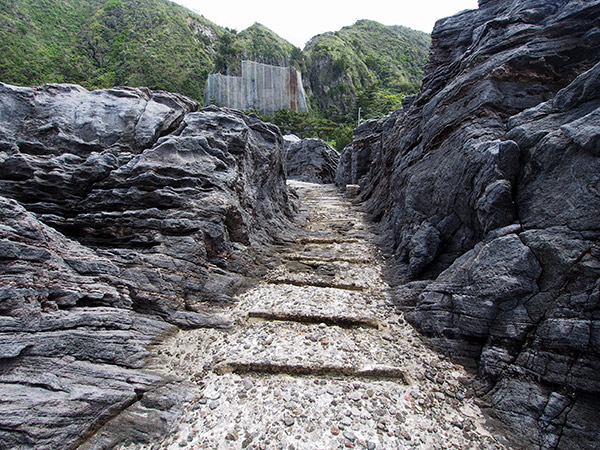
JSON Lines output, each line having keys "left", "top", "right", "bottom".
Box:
{"left": 337, "top": 0, "right": 600, "bottom": 447}
{"left": 204, "top": 60, "right": 308, "bottom": 115}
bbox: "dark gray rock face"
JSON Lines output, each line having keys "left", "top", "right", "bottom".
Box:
{"left": 0, "top": 83, "right": 297, "bottom": 448}
{"left": 285, "top": 137, "right": 339, "bottom": 184}
{"left": 0, "top": 83, "right": 296, "bottom": 309}
{"left": 0, "top": 196, "right": 175, "bottom": 449}
{"left": 335, "top": 116, "right": 384, "bottom": 188}
{"left": 337, "top": 0, "right": 600, "bottom": 447}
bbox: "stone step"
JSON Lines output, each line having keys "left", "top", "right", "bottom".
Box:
{"left": 283, "top": 254, "right": 373, "bottom": 264}
{"left": 303, "top": 202, "right": 353, "bottom": 208}
{"left": 297, "top": 237, "right": 360, "bottom": 245}
{"left": 236, "top": 284, "right": 384, "bottom": 320}
{"left": 284, "top": 244, "right": 375, "bottom": 261}
{"left": 203, "top": 319, "right": 408, "bottom": 373}
{"left": 281, "top": 257, "right": 374, "bottom": 273}
{"left": 264, "top": 278, "right": 366, "bottom": 291}
{"left": 265, "top": 263, "right": 379, "bottom": 291}
{"left": 306, "top": 226, "right": 366, "bottom": 235}
{"left": 213, "top": 361, "right": 410, "bottom": 384}
{"left": 306, "top": 218, "right": 364, "bottom": 225}
{"left": 247, "top": 310, "right": 381, "bottom": 330}
{"left": 304, "top": 198, "right": 342, "bottom": 202}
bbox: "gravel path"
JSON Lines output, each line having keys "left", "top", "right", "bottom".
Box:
{"left": 123, "top": 181, "right": 508, "bottom": 450}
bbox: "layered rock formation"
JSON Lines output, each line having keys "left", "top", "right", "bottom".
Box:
{"left": 337, "top": 0, "right": 600, "bottom": 448}
{"left": 285, "top": 137, "right": 340, "bottom": 184}
{"left": 0, "top": 83, "right": 297, "bottom": 448}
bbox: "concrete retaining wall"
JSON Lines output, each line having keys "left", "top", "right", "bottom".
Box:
{"left": 204, "top": 61, "right": 308, "bottom": 115}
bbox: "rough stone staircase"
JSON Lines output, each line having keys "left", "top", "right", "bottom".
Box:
{"left": 118, "top": 182, "right": 508, "bottom": 450}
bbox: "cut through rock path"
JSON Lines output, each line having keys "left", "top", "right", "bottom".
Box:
{"left": 122, "top": 181, "right": 507, "bottom": 450}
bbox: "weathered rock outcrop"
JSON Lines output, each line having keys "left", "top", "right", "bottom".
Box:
{"left": 285, "top": 137, "right": 340, "bottom": 184}
{"left": 335, "top": 108, "right": 403, "bottom": 189}
{"left": 0, "top": 83, "right": 297, "bottom": 448}
{"left": 303, "top": 20, "right": 430, "bottom": 120}
{"left": 0, "top": 196, "right": 180, "bottom": 448}
{"left": 337, "top": 0, "right": 600, "bottom": 448}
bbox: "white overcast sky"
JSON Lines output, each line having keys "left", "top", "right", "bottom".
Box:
{"left": 173, "top": 0, "right": 479, "bottom": 48}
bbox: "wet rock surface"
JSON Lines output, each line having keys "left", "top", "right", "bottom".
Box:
{"left": 285, "top": 137, "right": 340, "bottom": 184}
{"left": 114, "top": 182, "right": 510, "bottom": 450}
{"left": 336, "top": 0, "right": 600, "bottom": 447}
{"left": 0, "top": 84, "right": 298, "bottom": 448}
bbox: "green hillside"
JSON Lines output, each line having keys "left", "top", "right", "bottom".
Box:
{"left": 215, "top": 23, "right": 304, "bottom": 75}
{"left": 0, "top": 0, "right": 231, "bottom": 101}
{"left": 305, "top": 20, "right": 431, "bottom": 121}
{"left": 0, "top": 1, "right": 430, "bottom": 129}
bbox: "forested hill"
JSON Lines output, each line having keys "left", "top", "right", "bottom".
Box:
{"left": 215, "top": 23, "right": 304, "bottom": 75}
{"left": 0, "top": 0, "right": 430, "bottom": 121}
{"left": 0, "top": 0, "right": 231, "bottom": 101}
{"left": 305, "top": 20, "right": 431, "bottom": 121}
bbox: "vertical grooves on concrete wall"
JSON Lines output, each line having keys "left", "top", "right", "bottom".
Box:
{"left": 204, "top": 61, "right": 308, "bottom": 115}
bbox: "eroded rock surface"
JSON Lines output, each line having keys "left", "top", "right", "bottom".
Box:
{"left": 337, "top": 0, "right": 600, "bottom": 447}
{"left": 285, "top": 137, "right": 340, "bottom": 184}
{"left": 0, "top": 84, "right": 297, "bottom": 448}
{"left": 0, "top": 196, "right": 178, "bottom": 449}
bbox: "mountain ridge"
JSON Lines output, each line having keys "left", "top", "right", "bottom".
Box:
{"left": 0, "top": 0, "right": 430, "bottom": 121}
{"left": 304, "top": 19, "right": 431, "bottom": 120}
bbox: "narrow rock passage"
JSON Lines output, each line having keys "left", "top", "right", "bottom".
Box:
{"left": 124, "top": 181, "right": 507, "bottom": 450}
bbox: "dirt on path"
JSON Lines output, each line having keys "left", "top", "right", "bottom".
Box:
{"left": 120, "top": 181, "right": 508, "bottom": 450}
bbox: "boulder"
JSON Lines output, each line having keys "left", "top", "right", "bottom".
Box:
{"left": 285, "top": 137, "right": 339, "bottom": 184}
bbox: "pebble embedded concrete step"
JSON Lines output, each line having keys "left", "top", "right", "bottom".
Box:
{"left": 283, "top": 254, "right": 373, "bottom": 264}
{"left": 235, "top": 283, "right": 384, "bottom": 319}
{"left": 247, "top": 310, "right": 382, "bottom": 329}
{"left": 265, "top": 261, "right": 379, "bottom": 291}
{"left": 297, "top": 237, "right": 360, "bottom": 245}
{"left": 265, "top": 278, "right": 366, "bottom": 291}
{"left": 213, "top": 362, "right": 411, "bottom": 384}
{"left": 284, "top": 249, "right": 372, "bottom": 261}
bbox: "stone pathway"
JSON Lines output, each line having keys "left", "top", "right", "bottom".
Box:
{"left": 123, "top": 181, "right": 507, "bottom": 450}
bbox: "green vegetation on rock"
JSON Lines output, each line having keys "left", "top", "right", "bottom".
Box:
{"left": 305, "top": 20, "right": 431, "bottom": 121}
{"left": 0, "top": 0, "right": 230, "bottom": 100}
{"left": 215, "top": 23, "right": 305, "bottom": 75}
{"left": 0, "top": 1, "right": 430, "bottom": 144}
{"left": 247, "top": 109, "right": 353, "bottom": 152}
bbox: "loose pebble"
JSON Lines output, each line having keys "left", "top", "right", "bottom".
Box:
{"left": 283, "top": 416, "right": 295, "bottom": 427}
{"left": 225, "top": 429, "right": 239, "bottom": 441}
